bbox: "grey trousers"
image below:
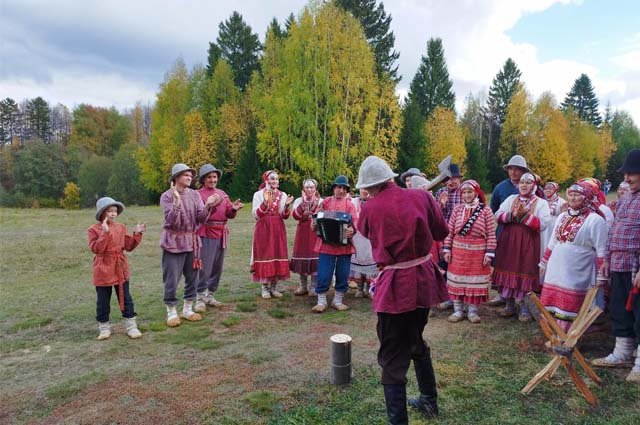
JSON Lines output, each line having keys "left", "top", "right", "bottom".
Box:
{"left": 196, "top": 237, "right": 226, "bottom": 295}
{"left": 162, "top": 250, "right": 198, "bottom": 306}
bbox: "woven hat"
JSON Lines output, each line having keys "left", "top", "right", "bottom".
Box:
{"left": 198, "top": 164, "right": 222, "bottom": 183}
{"left": 356, "top": 156, "right": 398, "bottom": 189}
{"left": 95, "top": 197, "right": 124, "bottom": 221}
{"left": 503, "top": 155, "right": 530, "bottom": 172}
{"left": 169, "top": 163, "right": 196, "bottom": 183}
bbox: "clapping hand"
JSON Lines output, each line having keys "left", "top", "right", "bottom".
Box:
{"left": 101, "top": 217, "right": 109, "bottom": 233}
{"left": 285, "top": 195, "right": 294, "bottom": 207}
{"left": 232, "top": 199, "right": 244, "bottom": 211}
{"left": 134, "top": 223, "right": 147, "bottom": 234}
{"left": 170, "top": 181, "right": 181, "bottom": 206}
{"left": 206, "top": 193, "right": 223, "bottom": 207}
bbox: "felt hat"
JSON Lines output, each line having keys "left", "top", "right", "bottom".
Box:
{"left": 331, "top": 175, "right": 351, "bottom": 190}
{"left": 618, "top": 149, "right": 640, "bottom": 174}
{"left": 356, "top": 156, "right": 398, "bottom": 189}
{"left": 400, "top": 167, "right": 421, "bottom": 182}
{"left": 169, "top": 163, "right": 196, "bottom": 184}
{"left": 198, "top": 164, "right": 222, "bottom": 183}
{"left": 503, "top": 155, "right": 530, "bottom": 172}
{"left": 95, "top": 197, "right": 124, "bottom": 221}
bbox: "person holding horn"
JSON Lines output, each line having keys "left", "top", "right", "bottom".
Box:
{"left": 194, "top": 164, "right": 243, "bottom": 312}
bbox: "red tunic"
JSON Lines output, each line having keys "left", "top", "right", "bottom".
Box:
{"left": 359, "top": 183, "right": 448, "bottom": 314}
{"left": 290, "top": 197, "right": 322, "bottom": 274}
{"left": 314, "top": 196, "right": 359, "bottom": 256}
{"left": 196, "top": 187, "right": 238, "bottom": 248}
{"left": 251, "top": 189, "right": 291, "bottom": 282}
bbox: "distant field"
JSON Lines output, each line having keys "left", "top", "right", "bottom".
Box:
{"left": 1, "top": 206, "right": 638, "bottom": 424}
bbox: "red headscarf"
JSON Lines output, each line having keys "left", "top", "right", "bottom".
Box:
{"left": 567, "top": 181, "right": 605, "bottom": 218}
{"left": 460, "top": 179, "right": 486, "bottom": 205}
{"left": 578, "top": 178, "right": 606, "bottom": 206}
{"left": 259, "top": 170, "right": 278, "bottom": 190}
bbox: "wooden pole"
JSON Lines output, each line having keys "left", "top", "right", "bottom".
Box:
{"left": 330, "top": 334, "right": 352, "bottom": 385}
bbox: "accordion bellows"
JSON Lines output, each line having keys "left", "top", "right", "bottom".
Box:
{"left": 313, "top": 211, "right": 353, "bottom": 246}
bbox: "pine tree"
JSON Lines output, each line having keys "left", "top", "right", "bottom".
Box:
{"left": 0, "top": 98, "right": 20, "bottom": 145}
{"left": 284, "top": 13, "right": 296, "bottom": 36}
{"left": 485, "top": 58, "right": 522, "bottom": 185}
{"left": 25, "top": 97, "right": 51, "bottom": 143}
{"left": 267, "top": 17, "right": 286, "bottom": 40}
{"left": 207, "top": 11, "right": 261, "bottom": 90}
{"left": 561, "top": 73, "right": 602, "bottom": 127}
{"left": 335, "top": 0, "right": 400, "bottom": 81}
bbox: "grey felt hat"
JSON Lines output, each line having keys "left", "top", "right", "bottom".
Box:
{"left": 400, "top": 167, "right": 421, "bottom": 182}
{"left": 502, "top": 155, "right": 529, "bottom": 172}
{"left": 169, "top": 163, "right": 196, "bottom": 183}
{"left": 356, "top": 156, "right": 398, "bottom": 189}
{"left": 95, "top": 197, "right": 124, "bottom": 221}
{"left": 198, "top": 163, "right": 222, "bottom": 183}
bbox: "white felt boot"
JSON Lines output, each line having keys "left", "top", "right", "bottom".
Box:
{"left": 124, "top": 317, "right": 142, "bottom": 339}
{"left": 166, "top": 305, "right": 181, "bottom": 327}
{"left": 626, "top": 345, "right": 640, "bottom": 383}
{"left": 194, "top": 292, "right": 207, "bottom": 313}
{"left": 181, "top": 300, "right": 203, "bottom": 321}
{"left": 97, "top": 322, "right": 111, "bottom": 340}
{"left": 591, "top": 337, "right": 635, "bottom": 367}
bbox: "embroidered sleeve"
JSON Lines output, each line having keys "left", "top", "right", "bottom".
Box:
{"left": 252, "top": 191, "right": 267, "bottom": 220}
{"left": 485, "top": 208, "right": 497, "bottom": 256}
{"left": 495, "top": 196, "right": 514, "bottom": 224}
{"left": 443, "top": 209, "right": 456, "bottom": 252}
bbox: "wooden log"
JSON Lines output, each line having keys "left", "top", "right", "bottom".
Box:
{"left": 562, "top": 357, "right": 598, "bottom": 407}
{"left": 330, "top": 334, "right": 352, "bottom": 385}
{"left": 521, "top": 356, "right": 562, "bottom": 395}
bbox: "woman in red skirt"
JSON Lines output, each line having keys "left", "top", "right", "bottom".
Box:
{"left": 290, "top": 178, "right": 322, "bottom": 296}
{"left": 251, "top": 170, "right": 294, "bottom": 299}
{"left": 493, "top": 173, "right": 551, "bottom": 321}
{"left": 443, "top": 180, "right": 496, "bottom": 323}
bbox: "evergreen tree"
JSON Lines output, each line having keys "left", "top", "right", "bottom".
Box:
{"left": 25, "top": 97, "right": 51, "bottom": 143}
{"left": 397, "top": 37, "right": 454, "bottom": 171}
{"left": 484, "top": 58, "right": 522, "bottom": 185}
{"left": 407, "top": 38, "right": 455, "bottom": 118}
{"left": 335, "top": 0, "right": 400, "bottom": 81}
{"left": 284, "top": 13, "right": 296, "bottom": 36}
{"left": 561, "top": 73, "right": 602, "bottom": 127}
{"left": 207, "top": 11, "right": 261, "bottom": 90}
{"left": 0, "top": 98, "right": 20, "bottom": 145}
{"left": 606, "top": 111, "right": 640, "bottom": 185}
{"left": 267, "top": 17, "right": 286, "bottom": 40}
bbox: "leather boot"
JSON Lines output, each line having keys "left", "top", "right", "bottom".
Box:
{"left": 383, "top": 384, "right": 408, "bottom": 425}
{"left": 407, "top": 353, "right": 439, "bottom": 419}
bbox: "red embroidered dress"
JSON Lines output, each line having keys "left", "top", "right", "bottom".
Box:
{"left": 492, "top": 194, "right": 551, "bottom": 300}
{"left": 290, "top": 196, "right": 322, "bottom": 275}
{"left": 443, "top": 202, "right": 496, "bottom": 304}
{"left": 251, "top": 188, "right": 291, "bottom": 283}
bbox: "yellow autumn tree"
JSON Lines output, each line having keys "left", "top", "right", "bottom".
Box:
{"left": 499, "top": 84, "right": 531, "bottom": 165}
{"left": 253, "top": 2, "right": 400, "bottom": 185}
{"left": 597, "top": 124, "right": 616, "bottom": 176}
{"left": 519, "top": 93, "right": 571, "bottom": 183}
{"left": 423, "top": 106, "right": 466, "bottom": 176}
{"left": 182, "top": 110, "right": 216, "bottom": 169}
{"left": 566, "top": 110, "right": 601, "bottom": 180}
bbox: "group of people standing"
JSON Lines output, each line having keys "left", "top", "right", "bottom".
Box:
{"left": 86, "top": 148, "right": 640, "bottom": 424}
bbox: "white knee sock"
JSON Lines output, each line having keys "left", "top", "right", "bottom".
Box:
{"left": 633, "top": 345, "right": 640, "bottom": 373}
{"left": 317, "top": 292, "right": 328, "bottom": 306}
{"left": 613, "top": 337, "right": 635, "bottom": 361}
{"left": 333, "top": 291, "right": 345, "bottom": 305}
{"left": 453, "top": 300, "right": 464, "bottom": 314}
{"left": 468, "top": 304, "right": 479, "bottom": 315}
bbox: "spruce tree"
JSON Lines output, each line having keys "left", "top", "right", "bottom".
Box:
{"left": 267, "top": 17, "right": 286, "bottom": 40}
{"left": 335, "top": 0, "right": 400, "bottom": 81}
{"left": 561, "top": 73, "right": 602, "bottom": 127}
{"left": 0, "top": 98, "right": 20, "bottom": 144}
{"left": 206, "top": 11, "right": 261, "bottom": 90}
{"left": 484, "top": 58, "right": 522, "bottom": 185}
{"left": 397, "top": 37, "right": 454, "bottom": 171}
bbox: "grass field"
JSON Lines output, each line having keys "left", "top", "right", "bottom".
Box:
{"left": 1, "top": 206, "right": 639, "bottom": 424}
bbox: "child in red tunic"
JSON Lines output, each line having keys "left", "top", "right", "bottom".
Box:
{"left": 88, "top": 197, "right": 146, "bottom": 340}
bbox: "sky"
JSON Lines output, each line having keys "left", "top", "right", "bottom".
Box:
{"left": 1, "top": 0, "right": 639, "bottom": 122}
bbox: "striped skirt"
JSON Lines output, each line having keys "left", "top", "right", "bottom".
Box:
{"left": 446, "top": 237, "right": 491, "bottom": 304}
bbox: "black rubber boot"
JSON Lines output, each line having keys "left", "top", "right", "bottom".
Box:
{"left": 383, "top": 384, "right": 408, "bottom": 425}
{"left": 407, "top": 355, "right": 439, "bottom": 419}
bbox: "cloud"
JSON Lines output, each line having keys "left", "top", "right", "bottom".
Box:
{"left": 0, "top": 0, "right": 637, "bottom": 125}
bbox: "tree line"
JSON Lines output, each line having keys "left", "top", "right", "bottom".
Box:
{"left": 1, "top": 0, "right": 639, "bottom": 209}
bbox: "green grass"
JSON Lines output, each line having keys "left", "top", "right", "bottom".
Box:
{"left": 1, "top": 205, "right": 639, "bottom": 424}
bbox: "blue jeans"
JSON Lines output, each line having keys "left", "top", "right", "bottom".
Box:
{"left": 316, "top": 254, "right": 351, "bottom": 294}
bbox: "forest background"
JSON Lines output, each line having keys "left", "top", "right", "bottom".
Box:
{"left": 1, "top": 0, "right": 639, "bottom": 209}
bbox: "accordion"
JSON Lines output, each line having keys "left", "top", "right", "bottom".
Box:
{"left": 313, "top": 211, "right": 353, "bottom": 246}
